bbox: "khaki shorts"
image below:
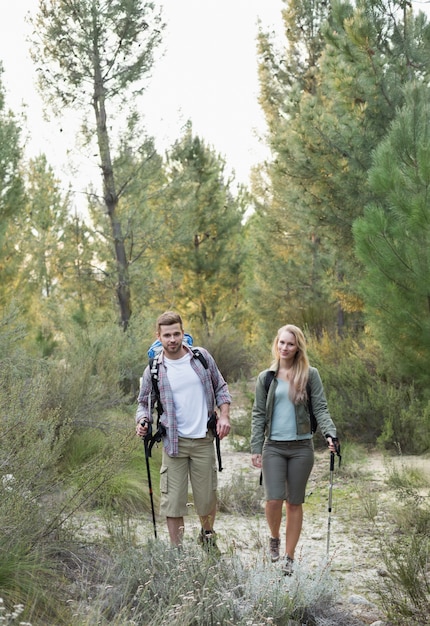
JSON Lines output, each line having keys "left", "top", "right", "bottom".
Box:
{"left": 262, "top": 439, "right": 314, "bottom": 504}
{"left": 159, "top": 433, "right": 217, "bottom": 518}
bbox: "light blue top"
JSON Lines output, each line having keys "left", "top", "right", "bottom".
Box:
{"left": 270, "top": 379, "right": 312, "bottom": 441}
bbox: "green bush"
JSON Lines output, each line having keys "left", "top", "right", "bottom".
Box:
{"left": 370, "top": 459, "right": 430, "bottom": 624}
{"left": 375, "top": 534, "right": 430, "bottom": 625}
{"left": 196, "top": 326, "right": 254, "bottom": 382}
{"left": 0, "top": 318, "right": 155, "bottom": 622}
{"left": 306, "top": 332, "right": 430, "bottom": 452}
{"left": 228, "top": 379, "right": 255, "bottom": 452}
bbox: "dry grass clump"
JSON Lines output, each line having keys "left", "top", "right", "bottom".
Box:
{"left": 217, "top": 471, "right": 264, "bottom": 515}
{"left": 66, "top": 539, "right": 346, "bottom": 626}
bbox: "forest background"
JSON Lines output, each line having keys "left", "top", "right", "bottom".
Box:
{"left": 1, "top": 1, "right": 430, "bottom": 624}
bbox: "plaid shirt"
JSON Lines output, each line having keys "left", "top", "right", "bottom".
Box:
{"left": 136, "top": 345, "right": 231, "bottom": 456}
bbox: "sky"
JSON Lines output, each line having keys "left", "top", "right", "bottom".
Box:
{"left": 0, "top": 0, "right": 286, "bottom": 208}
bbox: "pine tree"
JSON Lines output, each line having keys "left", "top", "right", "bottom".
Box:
{"left": 159, "top": 124, "right": 246, "bottom": 333}
{"left": 252, "top": 0, "right": 430, "bottom": 335}
{"left": 4, "top": 156, "right": 78, "bottom": 352}
{"left": 354, "top": 83, "right": 430, "bottom": 384}
{"left": 249, "top": 0, "right": 335, "bottom": 335}
{"left": 31, "top": 0, "right": 164, "bottom": 330}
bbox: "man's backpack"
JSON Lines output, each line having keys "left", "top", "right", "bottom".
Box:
{"left": 264, "top": 370, "right": 318, "bottom": 434}
{"left": 145, "top": 335, "right": 222, "bottom": 470}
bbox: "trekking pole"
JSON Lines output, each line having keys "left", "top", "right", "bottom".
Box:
{"left": 208, "top": 412, "right": 223, "bottom": 472}
{"left": 326, "top": 439, "right": 341, "bottom": 557}
{"left": 141, "top": 420, "right": 157, "bottom": 539}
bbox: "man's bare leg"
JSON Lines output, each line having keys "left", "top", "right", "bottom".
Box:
{"left": 166, "top": 516, "right": 185, "bottom": 546}
{"left": 199, "top": 506, "right": 217, "bottom": 532}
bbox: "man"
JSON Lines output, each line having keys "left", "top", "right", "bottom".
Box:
{"left": 135, "top": 311, "right": 231, "bottom": 551}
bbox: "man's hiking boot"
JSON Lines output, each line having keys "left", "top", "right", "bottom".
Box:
{"left": 269, "top": 537, "right": 280, "bottom": 562}
{"left": 198, "top": 529, "right": 221, "bottom": 558}
{"left": 281, "top": 555, "right": 294, "bottom": 576}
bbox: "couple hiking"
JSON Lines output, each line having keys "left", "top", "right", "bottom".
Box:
{"left": 135, "top": 311, "right": 338, "bottom": 575}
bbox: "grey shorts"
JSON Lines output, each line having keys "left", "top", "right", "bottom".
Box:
{"left": 159, "top": 433, "right": 217, "bottom": 518}
{"left": 262, "top": 439, "right": 314, "bottom": 504}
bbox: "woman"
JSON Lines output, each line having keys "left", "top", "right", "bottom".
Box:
{"left": 251, "top": 324, "right": 338, "bottom": 575}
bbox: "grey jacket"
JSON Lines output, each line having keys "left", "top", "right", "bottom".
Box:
{"left": 250, "top": 366, "right": 336, "bottom": 455}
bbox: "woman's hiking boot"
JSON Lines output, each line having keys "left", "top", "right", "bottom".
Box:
{"left": 281, "top": 555, "right": 294, "bottom": 576}
{"left": 269, "top": 537, "right": 280, "bottom": 562}
{"left": 198, "top": 529, "right": 221, "bottom": 558}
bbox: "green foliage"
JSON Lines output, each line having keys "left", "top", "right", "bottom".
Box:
{"left": 0, "top": 309, "right": 155, "bottom": 621}
{"left": 31, "top": 0, "right": 164, "bottom": 111}
{"left": 384, "top": 459, "right": 430, "bottom": 536}
{"left": 377, "top": 397, "right": 430, "bottom": 454}
{"left": 92, "top": 440, "right": 162, "bottom": 518}
{"left": 364, "top": 456, "right": 430, "bottom": 626}
{"left": 197, "top": 326, "right": 254, "bottom": 383}
{"left": 0, "top": 71, "right": 25, "bottom": 307}
{"left": 159, "top": 125, "right": 247, "bottom": 332}
{"left": 373, "top": 461, "right": 430, "bottom": 625}
{"left": 31, "top": 0, "right": 165, "bottom": 329}
{"left": 0, "top": 542, "right": 61, "bottom": 624}
{"left": 376, "top": 533, "right": 430, "bottom": 625}
{"left": 47, "top": 314, "right": 150, "bottom": 407}
{"left": 88, "top": 140, "right": 169, "bottom": 323}
{"left": 304, "top": 331, "right": 429, "bottom": 451}
{"left": 354, "top": 82, "right": 430, "bottom": 387}
{"left": 56, "top": 421, "right": 162, "bottom": 520}
{"left": 242, "top": 207, "right": 338, "bottom": 342}
{"left": 228, "top": 380, "right": 255, "bottom": 452}
{"left": 386, "top": 461, "right": 429, "bottom": 492}
{"left": 0, "top": 344, "right": 71, "bottom": 620}
{"left": 252, "top": 0, "right": 430, "bottom": 338}
{"left": 0, "top": 71, "right": 24, "bottom": 230}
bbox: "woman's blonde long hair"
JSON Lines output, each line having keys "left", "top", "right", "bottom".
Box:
{"left": 271, "top": 324, "right": 310, "bottom": 404}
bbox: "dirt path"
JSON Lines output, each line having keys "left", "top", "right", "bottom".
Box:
{"left": 81, "top": 439, "right": 429, "bottom": 625}
{"left": 194, "top": 443, "right": 430, "bottom": 624}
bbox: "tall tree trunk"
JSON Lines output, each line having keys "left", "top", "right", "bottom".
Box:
{"left": 92, "top": 42, "right": 131, "bottom": 330}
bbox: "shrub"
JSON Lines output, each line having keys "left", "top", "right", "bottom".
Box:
{"left": 68, "top": 540, "right": 344, "bottom": 625}
{"left": 228, "top": 379, "right": 255, "bottom": 452}
{"left": 375, "top": 534, "right": 430, "bottom": 625}
{"left": 305, "top": 331, "right": 430, "bottom": 452}
{"left": 371, "top": 458, "right": 430, "bottom": 624}
{"left": 196, "top": 326, "right": 254, "bottom": 382}
{"left": 218, "top": 471, "right": 264, "bottom": 515}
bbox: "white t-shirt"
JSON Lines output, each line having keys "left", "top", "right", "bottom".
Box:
{"left": 164, "top": 353, "right": 208, "bottom": 438}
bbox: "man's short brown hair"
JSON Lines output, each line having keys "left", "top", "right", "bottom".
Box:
{"left": 156, "top": 311, "right": 183, "bottom": 333}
